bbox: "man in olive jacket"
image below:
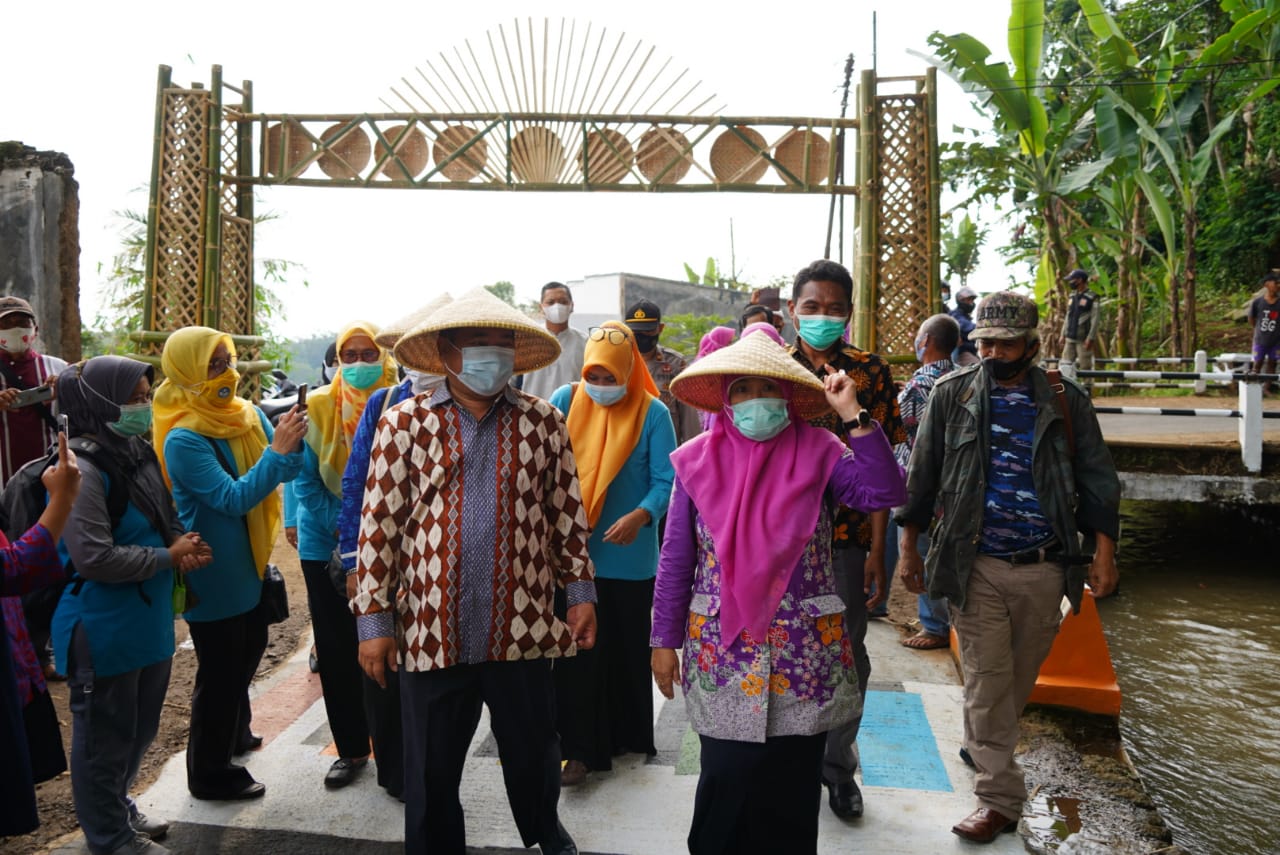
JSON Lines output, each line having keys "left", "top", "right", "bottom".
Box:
{"left": 896, "top": 291, "right": 1120, "bottom": 844}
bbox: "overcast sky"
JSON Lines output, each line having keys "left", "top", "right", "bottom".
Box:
{"left": 2, "top": 0, "right": 1011, "bottom": 338}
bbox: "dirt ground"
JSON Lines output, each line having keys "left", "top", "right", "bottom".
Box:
{"left": 0, "top": 530, "right": 309, "bottom": 855}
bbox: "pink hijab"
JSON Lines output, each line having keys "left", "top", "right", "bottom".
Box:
{"left": 670, "top": 375, "right": 846, "bottom": 649}
{"left": 741, "top": 321, "right": 785, "bottom": 345}
{"left": 696, "top": 326, "right": 736, "bottom": 360}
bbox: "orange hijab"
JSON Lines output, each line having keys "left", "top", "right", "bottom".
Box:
{"left": 566, "top": 321, "right": 659, "bottom": 526}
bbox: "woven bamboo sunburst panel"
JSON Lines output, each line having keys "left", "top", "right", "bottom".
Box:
{"left": 875, "top": 93, "right": 931, "bottom": 358}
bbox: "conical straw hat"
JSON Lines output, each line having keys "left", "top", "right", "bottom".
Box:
{"left": 670, "top": 328, "right": 831, "bottom": 420}
{"left": 375, "top": 293, "right": 453, "bottom": 349}
{"left": 394, "top": 287, "right": 560, "bottom": 375}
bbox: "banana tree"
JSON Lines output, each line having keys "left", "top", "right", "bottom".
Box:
{"left": 925, "top": 0, "right": 1097, "bottom": 354}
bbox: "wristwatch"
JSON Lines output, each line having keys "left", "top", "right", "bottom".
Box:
{"left": 842, "top": 410, "right": 872, "bottom": 431}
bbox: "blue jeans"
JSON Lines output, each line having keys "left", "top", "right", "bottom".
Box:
{"left": 67, "top": 623, "right": 172, "bottom": 854}
{"left": 904, "top": 527, "right": 950, "bottom": 637}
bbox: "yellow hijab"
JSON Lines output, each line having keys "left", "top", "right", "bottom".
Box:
{"left": 566, "top": 321, "right": 658, "bottom": 527}
{"left": 152, "top": 326, "right": 279, "bottom": 577}
{"left": 305, "top": 321, "right": 397, "bottom": 496}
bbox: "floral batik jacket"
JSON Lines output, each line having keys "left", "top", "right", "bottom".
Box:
{"left": 651, "top": 428, "right": 906, "bottom": 743}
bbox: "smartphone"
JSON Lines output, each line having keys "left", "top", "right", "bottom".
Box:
{"left": 296, "top": 383, "right": 308, "bottom": 412}
{"left": 57, "top": 413, "right": 69, "bottom": 434}
{"left": 11, "top": 385, "right": 54, "bottom": 408}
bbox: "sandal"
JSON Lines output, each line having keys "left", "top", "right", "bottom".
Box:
{"left": 901, "top": 631, "right": 949, "bottom": 650}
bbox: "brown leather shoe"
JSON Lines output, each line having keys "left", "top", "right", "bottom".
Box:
{"left": 560, "top": 759, "right": 589, "bottom": 787}
{"left": 951, "top": 807, "right": 1017, "bottom": 843}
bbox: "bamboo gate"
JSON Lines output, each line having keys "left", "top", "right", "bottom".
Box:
{"left": 141, "top": 37, "right": 939, "bottom": 393}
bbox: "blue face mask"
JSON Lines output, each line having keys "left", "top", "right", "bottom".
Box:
{"left": 452, "top": 345, "right": 515, "bottom": 396}
{"left": 731, "top": 397, "right": 790, "bottom": 442}
{"left": 795, "top": 314, "right": 847, "bottom": 350}
{"left": 584, "top": 382, "right": 626, "bottom": 407}
{"left": 341, "top": 362, "right": 383, "bottom": 390}
{"left": 107, "top": 403, "right": 153, "bottom": 437}
{"left": 914, "top": 337, "right": 928, "bottom": 363}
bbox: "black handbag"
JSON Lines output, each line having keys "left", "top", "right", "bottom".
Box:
{"left": 260, "top": 563, "right": 289, "bottom": 625}
{"left": 204, "top": 438, "right": 289, "bottom": 625}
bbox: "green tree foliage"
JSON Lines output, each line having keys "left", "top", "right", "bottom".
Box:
{"left": 88, "top": 200, "right": 307, "bottom": 369}
{"left": 941, "top": 213, "right": 988, "bottom": 286}
{"left": 659, "top": 312, "right": 736, "bottom": 359}
{"left": 682, "top": 258, "right": 752, "bottom": 292}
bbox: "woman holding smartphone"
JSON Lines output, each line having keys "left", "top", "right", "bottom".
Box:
{"left": 154, "top": 327, "right": 307, "bottom": 801}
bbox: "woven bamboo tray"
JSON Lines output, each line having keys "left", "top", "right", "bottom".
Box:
{"left": 709, "top": 125, "right": 768, "bottom": 184}
{"left": 774, "top": 128, "right": 830, "bottom": 185}
{"left": 318, "top": 124, "right": 372, "bottom": 180}
{"left": 376, "top": 125, "right": 430, "bottom": 180}
{"left": 264, "top": 120, "right": 313, "bottom": 177}
{"left": 637, "top": 126, "right": 692, "bottom": 184}
{"left": 432, "top": 125, "right": 488, "bottom": 181}
{"left": 578, "top": 129, "right": 634, "bottom": 183}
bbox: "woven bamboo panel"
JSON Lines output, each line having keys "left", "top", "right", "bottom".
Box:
{"left": 219, "top": 216, "right": 254, "bottom": 335}
{"left": 875, "top": 94, "right": 931, "bottom": 357}
{"left": 219, "top": 114, "right": 241, "bottom": 217}
{"left": 151, "top": 89, "right": 210, "bottom": 332}
{"left": 774, "top": 128, "right": 831, "bottom": 186}
{"left": 433, "top": 125, "right": 488, "bottom": 181}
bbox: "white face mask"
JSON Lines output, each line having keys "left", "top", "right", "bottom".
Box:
{"left": 0, "top": 326, "right": 35, "bottom": 355}
{"left": 406, "top": 370, "right": 445, "bottom": 396}
{"left": 544, "top": 303, "right": 571, "bottom": 324}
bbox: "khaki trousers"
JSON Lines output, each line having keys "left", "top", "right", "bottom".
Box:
{"left": 1061, "top": 339, "right": 1093, "bottom": 371}
{"left": 951, "top": 554, "right": 1064, "bottom": 820}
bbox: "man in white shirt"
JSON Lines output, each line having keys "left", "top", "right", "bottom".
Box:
{"left": 519, "top": 282, "right": 590, "bottom": 400}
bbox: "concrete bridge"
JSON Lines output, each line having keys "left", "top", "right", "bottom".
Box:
{"left": 1095, "top": 392, "right": 1280, "bottom": 505}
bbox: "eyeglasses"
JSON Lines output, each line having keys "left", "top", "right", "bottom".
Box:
{"left": 208, "top": 356, "right": 236, "bottom": 375}
{"left": 340, "top": 348, "right": 381, "bottom": 364}
{"left": 588, "top": 327, "right": 629, "bottom": 346}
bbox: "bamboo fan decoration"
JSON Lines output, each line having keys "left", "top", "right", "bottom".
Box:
{"left": 382, "top": 17, "right": 722, "bottom": 186}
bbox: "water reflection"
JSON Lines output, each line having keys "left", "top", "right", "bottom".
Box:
{"left": 1098, "top": 501, "right": 1280, "bottom": 855}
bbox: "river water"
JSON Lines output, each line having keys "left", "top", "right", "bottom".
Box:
{"left": 1097, "top": 500, "right": 1280, "bottom": 855}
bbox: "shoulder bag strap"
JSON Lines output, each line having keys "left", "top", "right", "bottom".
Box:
{"left": 1046, "top": 369, "right": 1076, "bottom": 457}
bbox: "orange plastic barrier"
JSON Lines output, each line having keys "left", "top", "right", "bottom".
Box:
{"left": 949, "top": 591, "right": 1121, "bottom": 718}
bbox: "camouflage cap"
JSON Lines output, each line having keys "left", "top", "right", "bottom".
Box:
{"left": 973, "top": 291, "right": 1038, "bottom": 340}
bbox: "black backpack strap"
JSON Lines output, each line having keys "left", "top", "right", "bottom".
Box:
{"left": 69, "top": 437, "right": 132, "bottom": 531}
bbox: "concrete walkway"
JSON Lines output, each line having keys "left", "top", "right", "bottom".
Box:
{"left": 54, "top": 622, "right": 1024, "bottom": 854}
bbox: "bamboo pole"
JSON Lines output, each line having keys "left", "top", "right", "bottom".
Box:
{"left": 202, "top": 65, "right": 223, "bottom": 331}
{"left": 240, "top": 78, "right": 256, "bottom": 335}
{"left": 855, "top": 69, "right": 877, "bottom": 350}
{"left": 925, "top": 67, "right": 942, "bottom": 315}
{"left": 143, "top": 65, "right": 170, "bottom": 335}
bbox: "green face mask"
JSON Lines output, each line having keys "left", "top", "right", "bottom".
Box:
{"left": 795, "top": 314, "right": 847, "bottom": 350}
{"left": 108, "top": 403, "right": 153, "bottom": 437}
{"left": 341, "top": 362, "right": 383, "bottom": 390}
{"left": 731, "top": 397, "right": 790, "bottom": 442}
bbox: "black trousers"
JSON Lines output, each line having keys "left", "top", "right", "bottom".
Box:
{"left": 363, "top": 667, "right": 402, "bottom": 797}
{"left": 186, "top": 605, "right": 267, "bottom": 793}
{"left": 400, "top": 659, "right": 563, "bottom": 854}
{"left": 301, "top": 559, "right": 370, "bottom": 760}
{"left": 554, "top": 577, "right": 656, "bottom": 770}
{"left": 689, "top": 732, "right": 827, "bottom": 855}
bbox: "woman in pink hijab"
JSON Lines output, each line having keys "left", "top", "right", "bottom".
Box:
{"left": 650, "top": 330, "right": 905, "bottom": 855}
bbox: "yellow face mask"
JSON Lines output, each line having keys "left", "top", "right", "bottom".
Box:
{"left": 197, "top": 367, "right": 241, "bottom": 407}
